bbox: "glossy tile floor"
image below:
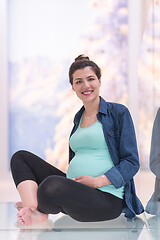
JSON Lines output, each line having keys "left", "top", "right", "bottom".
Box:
{"left": 0, "top": 171, "right": 159, "bottom": 240}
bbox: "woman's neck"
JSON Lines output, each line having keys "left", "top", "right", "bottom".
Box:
{"left": 83, "top": 97, "right": 100, "bottom": 116}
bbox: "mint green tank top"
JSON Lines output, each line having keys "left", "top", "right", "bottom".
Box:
{"left": 67, "top": 118, "right": 124, "bottom": 199}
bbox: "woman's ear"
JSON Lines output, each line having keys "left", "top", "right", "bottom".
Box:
{"left": 99, "top": 78, "right": 101, "bottom": 86}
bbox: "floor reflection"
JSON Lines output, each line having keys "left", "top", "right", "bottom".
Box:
{"left": 0, "top": 202, "right": 149, "bottom": 240}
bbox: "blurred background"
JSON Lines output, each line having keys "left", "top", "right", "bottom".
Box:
{"left": 0, "top": 0, "right": 159, "bottom": 205}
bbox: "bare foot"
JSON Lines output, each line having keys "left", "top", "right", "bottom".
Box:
{"left": 15, "top": 202, "right": 23, "bottom": 211}
{"left": 17, "top": 207, "right": 48, "bottom": 225}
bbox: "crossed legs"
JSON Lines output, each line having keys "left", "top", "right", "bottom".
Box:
{"left": 10, "top": 150, "right": 123, "bottom": 225}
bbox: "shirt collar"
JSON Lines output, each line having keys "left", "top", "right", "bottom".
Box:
{"left": 98, "top": 96, "right": 108, "bottom": 115}
{"left": 73, "top": 96, "right": 108, "bottom": 124}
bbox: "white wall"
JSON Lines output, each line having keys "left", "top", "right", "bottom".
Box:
{"left": 0, "top": 0, "right": 9, "bottom": 180}
{"left": 128, "top": 0, "right": 151, "bottom": 135}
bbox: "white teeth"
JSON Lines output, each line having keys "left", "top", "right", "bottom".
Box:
{"left": 83, "top": 91, "right": 92, "bottom": 95}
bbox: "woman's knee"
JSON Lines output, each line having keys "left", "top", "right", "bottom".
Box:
{"left": 37, "top": 175, "right": 66, "bottom": 200}
{"left": 10, "top": 150, "right": 27, "bottom": 171}
{"left": 37, "top": 176, "right": 66, "bottom": 214}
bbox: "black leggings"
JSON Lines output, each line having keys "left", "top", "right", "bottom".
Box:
{"left": 10, "top": 150, "right": 123, "bottom": 222}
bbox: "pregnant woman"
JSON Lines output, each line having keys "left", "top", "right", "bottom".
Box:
{"left": 10, "top": 55, "right": 144, "bottom": 225}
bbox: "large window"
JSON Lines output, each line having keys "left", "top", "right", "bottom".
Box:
{"left": 138, "top": 0, "right": 160, "bottom": 169}
{"left": 2, "top": 0, "right": 157, "bottom": 175}
{"left": 8, "top": 0, "right": 128, "bottom": 171}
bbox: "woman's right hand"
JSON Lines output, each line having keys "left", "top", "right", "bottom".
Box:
{"left": 73, "top": 175, "right": 111, "bottom": 188}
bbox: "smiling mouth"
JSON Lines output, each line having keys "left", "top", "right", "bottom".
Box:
{"left": 82, "top": 90, "right": 93, "bottom": 95}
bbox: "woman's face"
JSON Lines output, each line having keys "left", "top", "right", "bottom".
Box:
{"left": 72, "top": 66, "right": 101, "bottom": 104}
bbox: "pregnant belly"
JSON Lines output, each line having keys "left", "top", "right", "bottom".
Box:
{"left": 66, "top": 152, "right": 114, "bottom": 180}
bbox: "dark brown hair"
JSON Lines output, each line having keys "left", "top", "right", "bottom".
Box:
{"left": 69, "top": 54, "right": 101, "bottom": 85}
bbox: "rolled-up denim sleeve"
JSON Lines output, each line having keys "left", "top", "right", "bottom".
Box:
{"left": 104, "top": 166, "right": 125, "bottom": 188}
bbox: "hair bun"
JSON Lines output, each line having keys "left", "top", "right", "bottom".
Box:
{"left": 75, "top": 54, "right": 90, "bottom": 62}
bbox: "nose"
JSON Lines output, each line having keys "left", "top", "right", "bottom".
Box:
{"left": 83, "top": 80, "right": 90, "bottom": 88}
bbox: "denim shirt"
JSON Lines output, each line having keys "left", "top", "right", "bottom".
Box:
{"left": 69, "top": 96, "right": 144, "bottom": 219}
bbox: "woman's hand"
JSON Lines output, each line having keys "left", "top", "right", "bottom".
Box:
{"left": 73, "top": 175, "right": 111, "bottom": 189}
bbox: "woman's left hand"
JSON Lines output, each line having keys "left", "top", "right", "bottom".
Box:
{"left": 73, "top": 175, "right": 110, "bottom": 188}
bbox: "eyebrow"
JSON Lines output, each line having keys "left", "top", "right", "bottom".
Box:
{"left": 74, "top": 78, "right": 82, "bottom": 81}
{"left": 74, "top": 75, "right": 95, "bottom": 81}
{"left": 87, "top": 75, "right": 95, "bottom": 78}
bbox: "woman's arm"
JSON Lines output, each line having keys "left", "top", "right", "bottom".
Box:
{"left": 104, "top": 107, "right": 139, "bottom": 189}
{"left": 73, "top": 175, "right": 111, "bottom": 188}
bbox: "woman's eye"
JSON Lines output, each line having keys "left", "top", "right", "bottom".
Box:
{"left": 88, "top": 78, "right": 94, "bottom": 81}
{"left": 76, "top": 81, "right": 82, "bottom": 84}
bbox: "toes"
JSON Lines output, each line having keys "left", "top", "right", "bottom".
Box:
{"left": 15, "top": 202, "right": 23, "bottom": 211}
{"left": 17, "top": 208, "right": 27, "bottom": 225}
{"left": 17, "top": 208, "right": 26, "bottom": 216}
{"left": 17, "top": 207, "right": 32, "bottom": 225}
{"left": 17, "top": 215, "right": 25, "bottom": 225}
{"left": 15, "top": 202, "right": 22, "bottom": 207}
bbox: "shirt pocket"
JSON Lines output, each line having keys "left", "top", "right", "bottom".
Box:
{"left": 107, "top": 129, "right": 120, "bottom": 138}
{"left": 107, "top": 129, "right": 120, "bottom": 152}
